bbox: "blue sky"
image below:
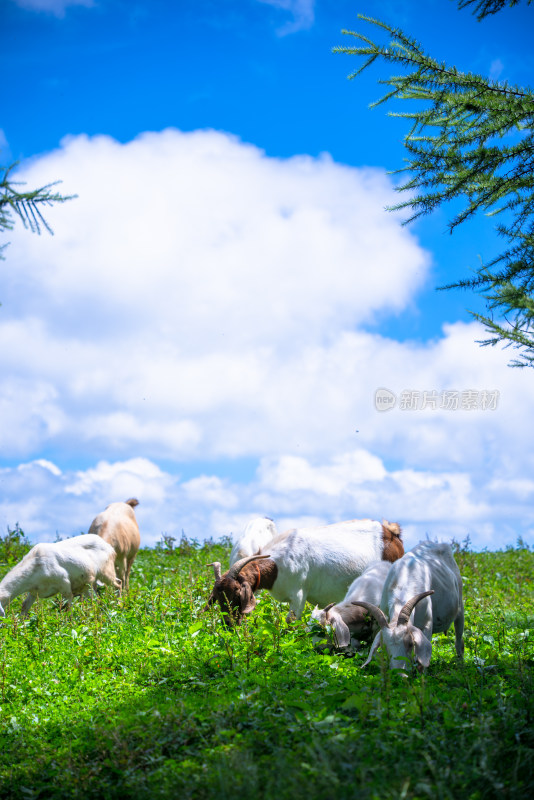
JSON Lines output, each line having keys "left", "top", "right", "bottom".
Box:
{"left": 1, "top": 0, "right": 534, "bottom": 550}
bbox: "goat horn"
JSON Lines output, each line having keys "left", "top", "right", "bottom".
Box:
{"left": 396, "top": 590, "right": 434, "bottom": 627}
{"left": 351, "top": 600, "right": 389, "bottom": 630}
{"left": 323, "top": 602, "right": 336, "bottom": 620}
{"left": 206, "top": 562, "right": 222, "bottom": 581}
{"left": 226, "top": 553, "right": 271, "bottom": 581}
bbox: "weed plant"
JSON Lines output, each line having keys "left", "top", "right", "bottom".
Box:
{"left": 0, "top": 529, "right": 533, "bottom": 799}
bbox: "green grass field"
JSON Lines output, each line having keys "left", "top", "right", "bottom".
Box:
{"left": 0, "top": 529, "right": 533, "bottom": 799}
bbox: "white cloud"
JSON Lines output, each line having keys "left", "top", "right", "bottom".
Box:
{"left": 1, "top": 129, "right": 429, "bottom": 465}
{"left": 257, "top": 0, "right": 315, "bottom": 35}
{"left": 0, "top": 130, "right": 10, "bottom": 163}
{"left": 1, "top": 128, "right": 533, "bottom": 552}
{"left": 487, "top": 477, "right": 534, "bottom": 501}
{"left": 0, "top": 450, "right": 530, "bottom": 553}
{"left": 490, "top": 58, "right": 505, "bottom": 81}
{"left": 32, "top": 459, "right": 62, "bottom": 477}
{"left": 182, "top": 476, "right": 239, "bottom": 510}
{"left": 258, "top": 451, "right": 387, "bottom": 496}
{"left": 0, "top": 376, "right": 66, "bottom": 456}
{"left": 64, "top": 457, "right": 172, "bottom": 501}
{"left": 8, "top": 131, "right": 425, "bottom": 348}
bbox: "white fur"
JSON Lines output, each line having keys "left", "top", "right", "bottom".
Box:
{"left": 0, "top": 534, "right": 121, "bottom": 617}
{"left": 260, "top": 519, "right": 387, "bottom": 620}
{"left": 229, "top": 517, "right": 277, "bottom": 565}
{"left": 340, "top": 560, "right": 393, "bottom": 609}
{"left": 363, "top": 541, "right": 464, "bottom": 670}
{"left": 89, "top": 499, "right": 140, "bottom": 590}
{"left": 310, "top": 560, "right": 392, "bottom": 644}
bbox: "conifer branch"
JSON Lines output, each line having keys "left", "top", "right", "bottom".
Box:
{"left": 0, "top": 163, "right": 76, "bottom": 259}
{"left": 335, "top": 10, "right": 534, "bottom": 365}
{"left": 458, "top": 0, "right": 532, "bottom": 21}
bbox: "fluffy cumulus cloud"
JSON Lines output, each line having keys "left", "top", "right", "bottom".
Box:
{"left": 2, "top": 129, "right": 428, "bottom": 465}
{"left": 0, "top": 443, "right": 532, "bottom": 552}
{"left": 1, "top": 128, "right": 533, "bottom": 552}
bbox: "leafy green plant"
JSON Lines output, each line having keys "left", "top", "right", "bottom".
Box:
{"left": 0, "top": 525, "right": 31, "bottom": 568}
{"left": 0, "top": 537, "right": 532, "bottom": 799}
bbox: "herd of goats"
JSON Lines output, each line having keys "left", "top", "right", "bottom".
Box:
{"left": 0, "top": 499, "right": 465, "bottom": 672}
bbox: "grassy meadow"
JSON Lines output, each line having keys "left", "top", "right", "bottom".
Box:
{"left": 0, "top": 527, "right": 533, "bottom": 800}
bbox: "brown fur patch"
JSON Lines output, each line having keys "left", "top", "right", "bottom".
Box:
{"left": 207, "top": 558, "right": 278, "bottom": 625}
{"left": 126, "top": 498, "right": 139, "bottom": 508}
{"left": 241, "top": 558, "right": 278, "bottom": 591}
{"left": 381, "top": 520, "right": 404, "bottom": 562}
{"left": 340, "top": 605, "right": 376, "bottom": 643}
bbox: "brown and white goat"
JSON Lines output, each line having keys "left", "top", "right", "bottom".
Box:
{"left": 311, "top": 560, "right": 392, "bottom": 649}
{"left": 89, "top": 498, "right": 141, "bottom": 591}
{"left": 206, "top": 518, "right": 403, "bottom": 625}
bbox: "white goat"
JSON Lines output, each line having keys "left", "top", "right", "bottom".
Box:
{"left": 0, "top": 534, "right": 121, "bottom": 617}
{"left": 229, "top": 517, "right": 278, "bottom": 565}
{"left": 353, "top": 541, "right": 464, "bottom": 671}
{"left": 206, "top": 518, "right": 404, "bottom": 625}
{"left": 89, "top": 498, "right": 141, "bottom": 591}
{"left": 310, "top": 561, "right": 392, "bottom": 648}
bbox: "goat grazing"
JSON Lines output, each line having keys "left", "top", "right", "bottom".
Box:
{"left": 0, "top": 534, "right": 121, "bottom": 617}
{"left": 310, "top": 560, "right": 392, "bottom": 649}
{"left": 206, "top": 518, "right": 403, "bottom": 625}
{"left": 229, "top": 517, "right": 278, "bottom": 565}
{"left": 89, "top": 498, "right": 141, "bottom": 591}
{"left": 353, "top": 540, "right": 464, "bottom": 671}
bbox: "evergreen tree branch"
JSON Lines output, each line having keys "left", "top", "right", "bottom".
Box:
{"left": 0, "top": 163, "right": 76, "bottom": 259}
{"left": 457, "top": 0, "right": 532, "bottom": 21}
{"left": 335, "top": 12, "right": 534, "bottom": 366}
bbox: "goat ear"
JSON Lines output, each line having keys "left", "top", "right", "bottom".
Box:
{"left": 328, "top": 609, "right": 351, "bottom": 648}
{"left": 403, "top": 631, "right": 415, "bottom": 656}
{"left": 239, "top": 583, "right": 257, "bottom": 615}
{"left": 413, "top": 628, "right": 432, "bottom": 669}
{"left": 362, "top": 631, "right": 381, "bottom": 668}
{"left": 418, "top": 649, "right": 432, "bottom": 669}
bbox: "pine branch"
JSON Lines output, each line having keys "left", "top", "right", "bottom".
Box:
{"left": 0, "top": 163, "right": 76, "bottom": 259}
{"left": 457, "top": 0, "right": 532, "bottom": 22}
{"left": 335, "top": 12, "right": 534, "bottom": 365}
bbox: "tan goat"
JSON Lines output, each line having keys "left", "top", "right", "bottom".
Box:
{"left": 89, "top": 498, "right": 141, "bottom": 591}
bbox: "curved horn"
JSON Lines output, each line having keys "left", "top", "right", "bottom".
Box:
{"left": 323, "top": 602, "right": 336, "bottom": 621}
{"left": 227, "top": 553, "right": 271, "bottom": 581}
{"left": 206, "top": 562, "right": 222, "bottom": 580}
{"left": 396, "top": 590, "right": 434, "bottom": 627}
{"left": 351, "top": 600, "right": 389, "bottom": 630}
